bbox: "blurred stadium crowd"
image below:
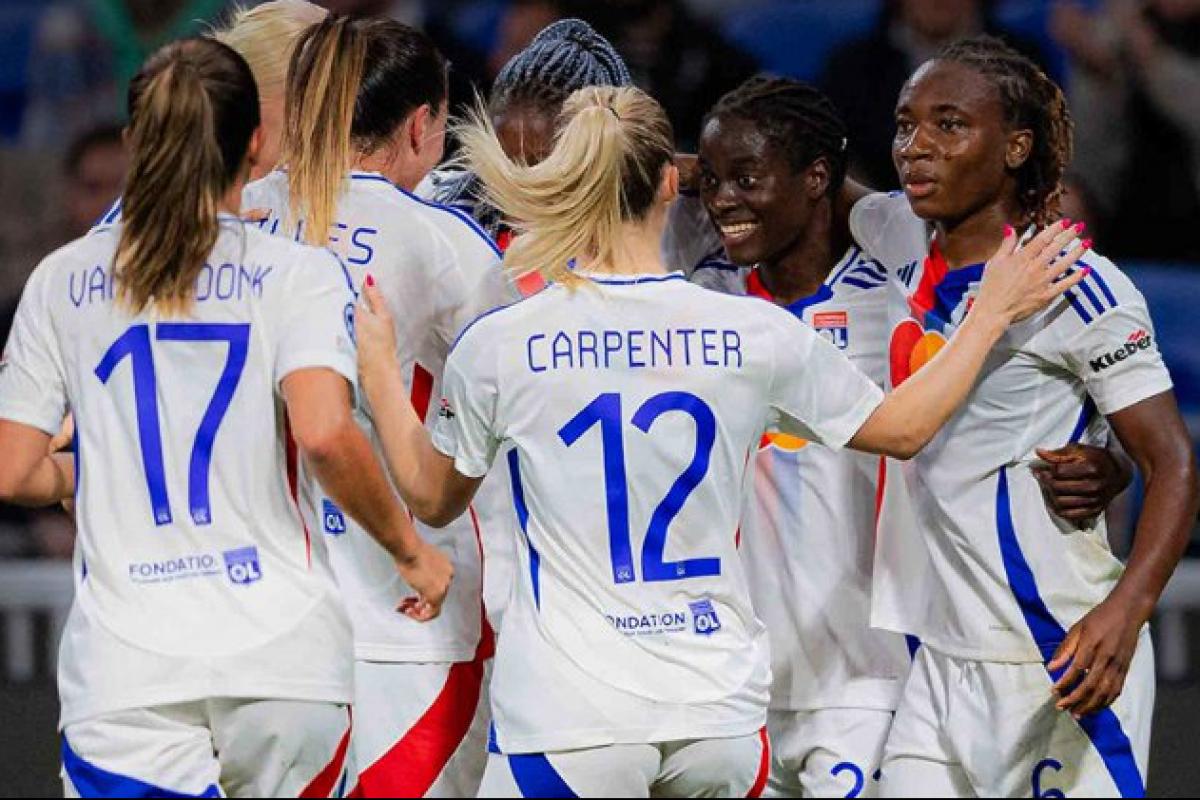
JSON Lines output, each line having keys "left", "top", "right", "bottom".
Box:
{"left": 0, "top": 0, "right": 1198, "bottom": 556}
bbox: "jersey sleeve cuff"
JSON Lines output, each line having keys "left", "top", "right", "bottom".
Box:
{"left": 431, "top": 427, "right": 490, "bottom": 479}
{"left": 823, "top": 384, "right": 886, "bottom": 451}
{"left": 1091, "top": 374, "right": 1175, "bottom": 417}
{"left": 0, "top": 402, "right": 65, "bottom": 437}
{"left": 276, "top": 351, "right": 358, "bottom": 390}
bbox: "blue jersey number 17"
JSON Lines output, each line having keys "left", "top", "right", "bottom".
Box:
{"left": 96, "top": 323, "right": 250, "bottom": 526}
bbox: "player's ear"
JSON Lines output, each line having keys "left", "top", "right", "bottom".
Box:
{"left": 661, "top": 162, "right": 680, "bottom": 205}
{"left": 245, "top": 125, "right": 264, "bottom": 171}
{"left": 408, "top": 104, "right": 432, "bottom": 156}
{"left": 1006, "top": 128, "right": 1033, "bottom": 171}
{"left": 805, "top": 157, "right": 831, "bottom": 200}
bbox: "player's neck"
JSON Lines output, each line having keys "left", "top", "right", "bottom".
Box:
{"left": 220, "top": 183, "right": 244, "bottom": 217}
{"left": 581, "top": 216, "right": 669, "bottom": 277}
{"left": 935, "top": 200, "right": 1021, "bottom": 269}
{"left": 759, "top": 199, "right": 842, "bottom": 304}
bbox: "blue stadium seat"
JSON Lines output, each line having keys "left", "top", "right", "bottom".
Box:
{"left": 721, "top": 0, "right": 882, "bottom": 82}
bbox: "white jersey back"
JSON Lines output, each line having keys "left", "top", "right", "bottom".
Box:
{"left": 432, "top": 271, "right": 884, "bottom": 752}
{"left": 693, "top": 248, "right": 911, "bottom": 712}
{"left": 0, "top": 219, "right": 358, "bottom": 724}
{"left": 242, "top": 170, "right": 510, "bottom": 662}
{"left": 852, "top": 193, "right": 1173, "bottom": 662}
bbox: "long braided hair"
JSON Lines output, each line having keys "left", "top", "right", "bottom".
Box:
{"left": 704, "top": 75, "right": 850, "bottom": 194}
{"left": 490, "top": 18, "right": 632, "bottom": 118}
{"left": 938, "top": 35, "right": 1074, "bottom": 228}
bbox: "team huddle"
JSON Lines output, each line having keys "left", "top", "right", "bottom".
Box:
{"left": 0, "top": 1, "right": 1195, "bottom": 798}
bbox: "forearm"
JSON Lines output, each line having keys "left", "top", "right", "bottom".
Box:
{"left": 851, "top": 310, "right": 1007, "bottom": 458}
{"left": 364, "top": 364, "right": 467, "bottom": 526}
{"left": 305, "top": 420, "right": 423, "bottom": 563}
{"left": 1, "top": 452, "right": 74, "bottom": 507}
{"left": 1107, "top": 454, "right": 1199, "bottom": 624}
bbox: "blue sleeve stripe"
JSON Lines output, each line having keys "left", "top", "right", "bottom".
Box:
{"left": 829, "top": 246, "right": 862, "bottom": 285}
{"left": 850, "top": 263, "right": 888, "bottom": 283}
{"left": 1065, "top": 289, "right": 1094, "bottom": 325}
{"left": 1075, "top": 277, "right": 1108, "bottom": 317}
{"left": 840, "top": 277, "right": 884, "bottom": 291}
{"left": 1087, "top": 265, "right": 1120, "bottom": 309}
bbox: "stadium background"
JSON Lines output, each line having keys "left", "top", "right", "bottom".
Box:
{"left": 0, "top": 0, "right": 1197, "bottom": 795}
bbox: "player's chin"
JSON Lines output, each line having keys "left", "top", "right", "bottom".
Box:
{"left": 902, "top": 189, "right": 951, "bottom": 222}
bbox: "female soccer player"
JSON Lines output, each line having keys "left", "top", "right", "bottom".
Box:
{"left": 850, "top": 36, "right": 1200, "bottom": 797}
{"left": 354, "top": 84, "right": 1087, "bottom": 798}
{"left": 242, "top": 15, "right": 510, "bottom": 798}
{"left": 0, "top": 37, "right": 447, "bottom": 798}
{"left": 691, "top": 74, "right": 1134, "bottom": 799}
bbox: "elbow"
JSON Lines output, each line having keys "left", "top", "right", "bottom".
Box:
{"left": 293, "top": 415, "right": 354, "bottom": 470}
{"left": 418, "top": 505, "right": 460, "bottom": 529}
{"left": 886, "top": 431, "right": 926, "bottom": 462}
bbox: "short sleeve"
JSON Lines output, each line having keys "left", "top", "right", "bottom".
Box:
{"left": 766, "top": 307, "right": 885, "bottom": 449}
{"left": 273, "top": 248, "right": 359, "bottom": 388}
{"left": 429, "top": 224, "right": 509, "bottom": 348}
{"left": 430, "top": 327, "right": 501, "bottom": 478}
{"left": 0, "top": 266, "right": 68, "bottom": 435}
{"left": 1055, "top": 302, "right": 1173, "bottom": 416}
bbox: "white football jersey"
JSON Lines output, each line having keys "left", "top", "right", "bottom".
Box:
{"left": 431, "top": 270, "right": 885, "bottom": 753}
{"left": 852, "top": 192, "right": 1173, "bottom": 662}
{"left": 242, "top": 170, "right": 510, "bottom": 662}
{"left": 693, "top": 249, "right": 911, "bottom": 712}
{"left": 0, "top": 219, "right": 358, "bottom": 725}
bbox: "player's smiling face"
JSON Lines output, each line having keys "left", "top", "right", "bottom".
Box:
{"left": 698, "top": 114, "right": 815, "bottom": 267}
{"left": 892, "top": 60, "right": 1021, "bottom": 225}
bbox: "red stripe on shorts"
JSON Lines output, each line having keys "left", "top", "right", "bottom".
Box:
{"left": 355, "top": 658, "right": 487, "bottom": 797}
{"left": 747, "top": 726, "right": 771, "bottom": 798}
{"left": 300, "top": 711, "right": 353, "bottom": 798}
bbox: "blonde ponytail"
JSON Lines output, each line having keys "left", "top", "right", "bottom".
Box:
{"left": 458, "top": 86, "right": 673, "bottom": 287}
{"left": 212, "top": 1, "right": 327, "bottom": 100}
{"left": 116, "top": 39, "right": 258, "bottom": 316}
{"left": 281, "top": 16, "right": 366, "bottom": 246}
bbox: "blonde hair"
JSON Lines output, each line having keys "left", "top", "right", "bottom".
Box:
{"left": 212, "top": 1, "right": 327, "bottom": 100}
{"left": 458, "top": 85, "right": 674, "bottom": 287}
{"left": 280, "top": 15, "right": 448, "bottom": 246}
{"left": 116, "top": 39, "right": 259, "bottom": 316}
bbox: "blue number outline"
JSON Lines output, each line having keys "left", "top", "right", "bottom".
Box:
{"left": 96, "top": 323, "right": 251, "bottom": 527}
{"left": 631, "top": 392, "right": 720, "bottom": 581}
{"left": 558, "top": 391, "right": 720, "bottom": 584}
{"left": 156, "top": 323, "right": 250, "bottom": 525}
{"left": 96, "top": 325, "right": 171, "bottom": 525}
{"left": 558, "top": 393, "right": 635, "bottom": 584}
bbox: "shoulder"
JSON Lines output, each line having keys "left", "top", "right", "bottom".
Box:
{"left": 1051, "top": 246, "right": 1147, "bottom": 331}
{"left": 690, "top": 261, "right": 748, "bottom": 295}
{"left": 354, "top": 174, "right": 501, "bottom": 259}
{"left": 241, "top": 170, "right": 289, "bottom": 208}
{"left": 849, "top": 191, "right": 929, "bottom": 269}
{"left": 241, "top": 224, "right": 355, "bottom": 295}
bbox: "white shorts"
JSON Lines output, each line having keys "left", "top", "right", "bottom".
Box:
{"left": 881, "top": 633, "right": 1155, "bottom": 798}
{"left": 61, "top": 699, "right": 352, "bottom": 798}
{"left": 477, "top": 729, "right": 769, "bottom": 798}
{"left": 351, "top": 657, "right": 491, "bottom": 798}
{"left": 765, "top": 708, "right": 892, "bottom": 798}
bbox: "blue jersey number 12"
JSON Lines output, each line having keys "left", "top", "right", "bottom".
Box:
{"left": 559, "top": 391, "right": 720, "bottom": 584}
{"left": 96, "top": 323, "right": 250, "bottom": 526}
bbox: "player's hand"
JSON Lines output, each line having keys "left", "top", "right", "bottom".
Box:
{"left": 240, "top": 207, "right": 269, "bottom": 223}
{"left": 356, "top": 275, "right": 400, "bottom": 392}
{"left": 394, "top": 539, "right": 454, "bottom": 622}
{"left": 1048, "top": 599, "right": 1141, "bottom": 719}
{"left": 974, "top": 220, "right": 1089, "bottom": 326}
{"left": 49, "top": 414, "right": 74, "bottom": 454}
{"left": 1034, "top": 444, "right": 1131, "bottom": 526}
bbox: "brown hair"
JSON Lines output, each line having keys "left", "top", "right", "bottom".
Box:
{"left": 458, "top": 85, "right": 674, "bottom": 287}
{"left": 281, "top": 14, "right": 447, "bottom": 246}
{"left": 116, "top": 38, "right": 260, "bottom": 316}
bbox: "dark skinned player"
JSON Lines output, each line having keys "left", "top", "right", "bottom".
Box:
{"left": 684, "top": 74, "right": 1138, "bottom": 799}
{"left": 850, "top": 36, "right": 1199, "bottom": 797}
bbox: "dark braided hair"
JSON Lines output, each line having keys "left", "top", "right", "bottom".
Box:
{"left": 704, "top": 75, "right": 850, "bottom": 195}
{"left": 937, "top": 35, "right": 1073, "bottom": 228}
{"left": 490, "top": 18, "right": 632, "bottom": 117}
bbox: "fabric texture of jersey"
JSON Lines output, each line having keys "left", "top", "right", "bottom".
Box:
{"left": 693, "top": 246, "right": 911, "bottom": 713}
{"left": 851, "top": 191, "right": 1174, "bottom": 663}
{"left": 0, "top": 220, "right": 357, "bottom": 725}
{"left": 880, "top": 632, "right": 1154, "bottom": 798}
{"left": 243, "top": 170, "right": 511, "bottom": 663}
{"left": 61, "top": 700, "right": 353, "bottom": 799}
{"left": 765, "top": 707, "right": 892, "bottom": 799}
{"left": 431, "top": 271, "right": 884, "bottom": 752}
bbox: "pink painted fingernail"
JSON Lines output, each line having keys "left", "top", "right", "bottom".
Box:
{"left": 1082, "top": 267, "right": 1093, "bottom": 277}
{"left": 1004, "top": 224, "right": 1014, "bottom": 236}
{"left": 365, "top": 273, "right": 376, "bottom": 287}
{"left": 1082, "top": 239, "right": 1093, "bottom": 250}
{"left": 1074, "top": 222, "right": 1086, "bottom": 234}
{"left": 1062, "top": 218, "right": 1073, "bottom": 228}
